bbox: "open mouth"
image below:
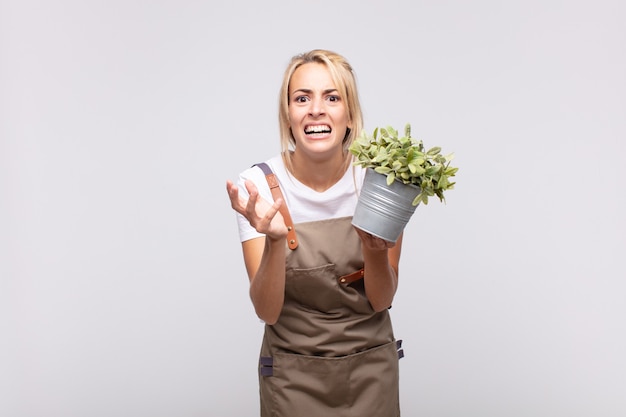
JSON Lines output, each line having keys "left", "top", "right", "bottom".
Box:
{"left": 304, "top": 124, "right": 332, "bottom": 135}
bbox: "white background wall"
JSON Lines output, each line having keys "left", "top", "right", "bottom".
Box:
{"left": 2, "top": 0, "right": 625, "bottom": 416}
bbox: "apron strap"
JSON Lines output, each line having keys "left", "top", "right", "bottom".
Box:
{"left": 338, "top": 268, "right": 364, "bottom": 285}
{"left": 254, "top": 162, "right": 298, "bottom": 250}
{"left": 338, "top": 269, "right": 396, "bottom": 310}
{"left": 396, "top": 339, "right": 404, "bottom": 359}
{"left": 259, "top": 356, "right": 274, "bottom": 376}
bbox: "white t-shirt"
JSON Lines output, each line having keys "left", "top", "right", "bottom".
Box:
{"left": 235, "top": 155, "right": 366, "bottom": 242}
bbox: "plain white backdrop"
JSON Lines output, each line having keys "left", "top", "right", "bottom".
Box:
{"left": 2, "top": 0, "right": 625, "bottom": 416}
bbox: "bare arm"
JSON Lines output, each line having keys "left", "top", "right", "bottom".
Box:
{"left": 226, "top": 179, "right": 288, "bottom": 324}
{"left": 356, "top": 229, "right": 403, "bottom": 312}
{"left": 240, "top": 236, "right": 286, "bottom": 324}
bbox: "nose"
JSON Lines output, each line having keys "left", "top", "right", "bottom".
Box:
{"left": 309, "top": 96, "right": 325, "bottom": 117}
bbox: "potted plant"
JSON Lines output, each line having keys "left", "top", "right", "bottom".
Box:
{"left": 349, "top": 123, "right": 458, "bottom": 242}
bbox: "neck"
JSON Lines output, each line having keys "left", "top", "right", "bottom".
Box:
{"left": 288, "top": 151, "right": 350, "bottom": 192}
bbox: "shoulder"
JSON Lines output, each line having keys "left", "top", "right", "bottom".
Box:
{"left": 239, "top": 155, "right": 284, "bottom": 179}
{"left": 236, "top": 155, "right": 284, "bottom": 201}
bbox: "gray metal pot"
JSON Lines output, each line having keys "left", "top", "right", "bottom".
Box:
{"left": 352, "top": 168, "right": 421, "bottom": 242}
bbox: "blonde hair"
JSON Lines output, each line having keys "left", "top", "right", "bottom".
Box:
{"left": 278, "top": 49, "right": 364, "bottom": 173}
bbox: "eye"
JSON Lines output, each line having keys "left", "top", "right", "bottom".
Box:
{"left": 293, "top": 95, "right": 309, "bottom": 103}
{"left": 327, "top": 95, "right": 341, "bottom": 102}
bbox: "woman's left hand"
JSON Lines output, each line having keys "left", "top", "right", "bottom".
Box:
{"left": 354, "top": 227, "right": 396, "bottom": 250}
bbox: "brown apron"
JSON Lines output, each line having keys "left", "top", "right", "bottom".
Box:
{"left": 257, "top": 215, "right": 403, "bottom": 417}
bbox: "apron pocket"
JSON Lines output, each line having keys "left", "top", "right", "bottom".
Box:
{"left": 260, "top": 341, "right": 400, "bottom": 417}
{"left": 286, "top": 263, "right": 342, "bottom": 313}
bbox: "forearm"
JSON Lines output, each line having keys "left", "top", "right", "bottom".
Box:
{"left": 249, "top": 237, "right": 287, "bottom": 325}
{"left": 362, "top": 247, "right": 398, "bottom": 311}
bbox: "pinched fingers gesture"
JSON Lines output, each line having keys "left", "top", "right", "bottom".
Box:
{"left": 226, "top": 179, "right": 288, "bottom": 241}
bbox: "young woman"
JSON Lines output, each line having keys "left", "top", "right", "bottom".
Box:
{"left": 226, "top": 49, "right": 404, "bottom": 417}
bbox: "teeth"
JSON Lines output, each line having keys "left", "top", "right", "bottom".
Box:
{"left": 305, "top": 125, "right": 331, "bottom": 134}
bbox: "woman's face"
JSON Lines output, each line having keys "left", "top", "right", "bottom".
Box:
{"left": 288, "top": 62, "right": 351, "bottom": 159}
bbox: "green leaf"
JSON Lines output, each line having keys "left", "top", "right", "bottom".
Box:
{"left": 425, "top": 165, "right": 441, "bottom": 175}
{"left": 349, "top": 123, "right": 458, "bottom": 203}
{"left": 408, "top": 163, "right": 425, "bottom": 175}
{"left": 444, "top": 167, "right": 459, "bottom": 176}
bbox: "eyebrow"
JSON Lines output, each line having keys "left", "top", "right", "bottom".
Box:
{"left": 291, "top": 88, "right": 339, "bottom": 95}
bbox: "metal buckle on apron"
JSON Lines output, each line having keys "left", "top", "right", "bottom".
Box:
{"left": 396, "top": 339, "right": 404, "bottom": 359}
{"left": 259, "top": 356, "right": 273, "bottom": 376}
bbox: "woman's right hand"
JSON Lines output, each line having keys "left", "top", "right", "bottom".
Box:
{"left": 226, "top": 179, "right": 288, "bottom": 241}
